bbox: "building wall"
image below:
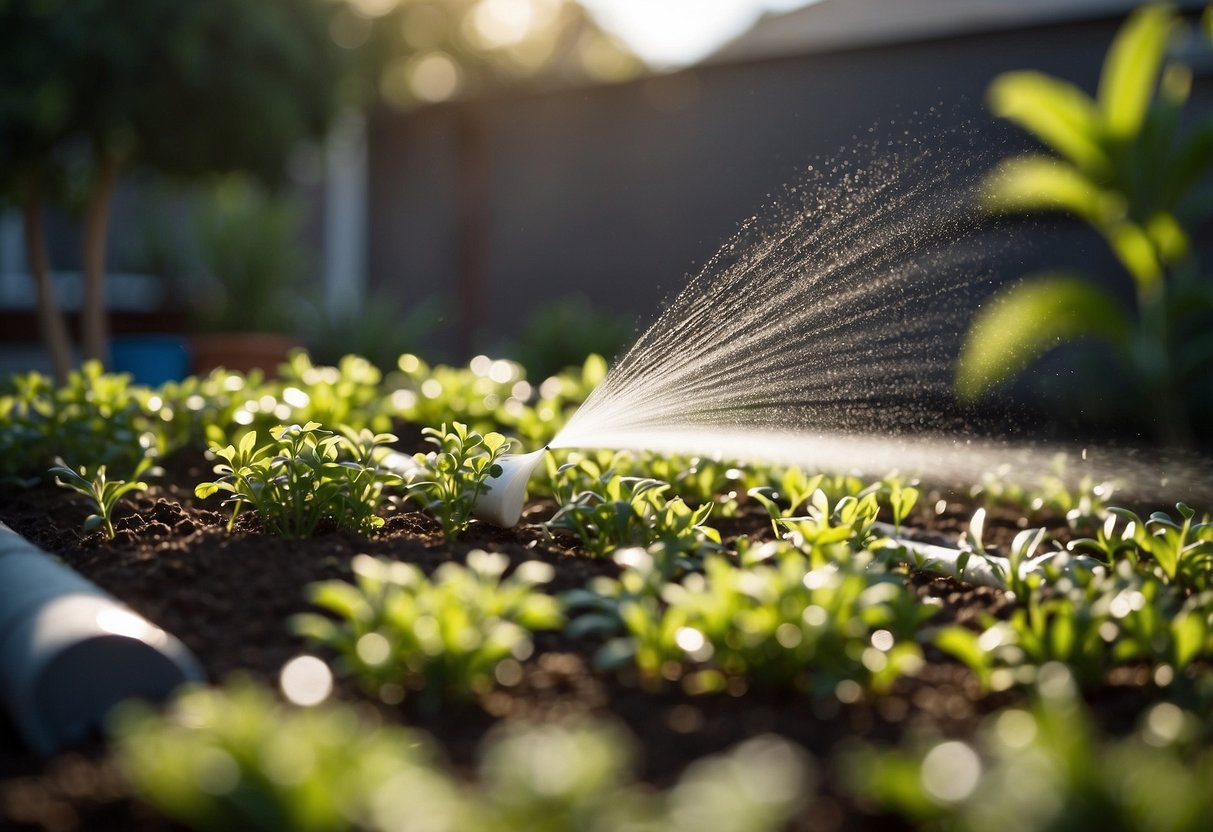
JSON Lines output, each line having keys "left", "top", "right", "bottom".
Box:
{"left": 366, "top": 16, "right": 1200, "bottom": 359}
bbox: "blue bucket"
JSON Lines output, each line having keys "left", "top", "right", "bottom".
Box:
{"left": 109, "top": 335, "right": 190, "bottom": 386}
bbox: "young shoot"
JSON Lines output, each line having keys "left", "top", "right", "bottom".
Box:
{"left": 195, "top": 421, "right": 401, "bottom": 537}
{"left": 49, "top": 456, "right": 154, "bottom": 539}
{"left": 406, "top": 422, "right": 512, "bottom": 538}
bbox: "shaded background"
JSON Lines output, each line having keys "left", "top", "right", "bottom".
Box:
{"left": 1, "top": 0, "right": 1210, "bottom": 405}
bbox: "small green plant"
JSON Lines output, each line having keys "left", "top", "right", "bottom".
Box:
{"left": 933, "top": 559, "right": 1212, "bottom": 691}
{"left": 547, "top": 469, "right": 721, "bottom": 558}
{"left": 1108, "top": 502, "right": 1213, "bottom": 591}
{"left": 844, "top": 664, "right": 1213, "bottom": 832}
{"left": 958, "top": 4, "right": 1213, "bottom": 442}
{"left": 195, "top": 422, "right": 401, "bottom": 537}
{"left": 114, "top": 679, "right": 810, "bottom": 832}
{"left": 112, "top": 679, "right": 455, "bottom": 832}
{"left": 747, "top": 467, "right": 826, "bottom": 530}
{"left": 292, "top": 551, "right": 563, "bottom": 712}
{"left": 887, "top": 481, "right": 920, "bottom": 535}
{"left": 774, "top": 488, "right": 883, "bottom": 566}
{"left": 49, "top": 456, "right": 154, "bottom": 539}
{"left": 575, "top": 547, "right": 931, "bottom": 697}
{"left": 405, "top": 421, "right": 511, "bottom": 538}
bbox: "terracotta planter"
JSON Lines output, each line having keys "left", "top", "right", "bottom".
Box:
{"left": 190, "top": 332, "right": 301, "bottom": 378}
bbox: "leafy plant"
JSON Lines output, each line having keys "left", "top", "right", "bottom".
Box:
{"left": 292, "top": 551, "right": 562, "bottom": 712}
{"left": 49, "top": 455, "right": 154, "bottom": 539}
{"left": 0, "top": 362, "right": 154, "bottom": 484}
{"left": 405, "top": 421, "right": 511, "bottom": 538}
{"left": 958, "top": 3, "right": 1213, "bottom": 443}
{"left": 504, "top": 295, "right": 634, "bottom": 382}
{"left": 195, "top": 422, "right": 401, "bottom": 537}
{"left": 1106, "top": 502, "right": 1213, "bottom": 590}
{"left": 933, "top": 559, "right": 1212, "bottom": 691}
{"left": 112, "top": 678, "right": 453, "bottom": 832}
{"left": 576, "top": 547, "right": 931, "bottom": 697}
{"left": 114, "top": 679, "right": 808, "bottom": 832}
{"left": 547, "top": 469, "right": 721, "bottom": 558}
{"left": 845, "top": 664, "right": 1213, "bottom": 831}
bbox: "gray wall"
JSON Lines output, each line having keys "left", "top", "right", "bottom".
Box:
{"left": 366, "top": 16, "right": 1200, "bottom": 359}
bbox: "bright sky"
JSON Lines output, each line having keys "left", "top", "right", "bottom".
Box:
{"left": 580, "top": 0, "right": 820, "bottom": 68}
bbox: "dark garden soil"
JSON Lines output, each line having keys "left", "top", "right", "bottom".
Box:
{"left": 0, "top": 450, "right": 1160, "bottom": 832}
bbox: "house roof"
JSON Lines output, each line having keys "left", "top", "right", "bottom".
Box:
{"left": 708, "top": 0, "right": 1205, "bottom": 64}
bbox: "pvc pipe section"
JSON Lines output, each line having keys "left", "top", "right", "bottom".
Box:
{"left": 871, "top": 522, "right": 1102, "bottom": 590}
{"left": 0, "top": 522, "right": 203, "bottom": 756}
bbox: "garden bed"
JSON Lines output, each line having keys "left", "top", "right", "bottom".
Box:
{"left": 0, "top": 446, "right": 1175, "bottom": 831}
{"left": 0, "top": 355, "right": 1209, "bottom": 832}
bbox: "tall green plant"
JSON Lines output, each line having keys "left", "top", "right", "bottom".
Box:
{"left": 958, "top": 3, "right": 1213, "bottom": 443}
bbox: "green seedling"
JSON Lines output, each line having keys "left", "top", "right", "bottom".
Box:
{"left": 845, "top": 664, "right": 1213, "bottom": 831}
{"left": 933, "top": 559, "right": 1212, "bottom": 692}
{"left": 578, "top": 547, "right": 931, "bottom": 697}
{"left": 49, "top": 455, "right": 154, "bottom": 539}
{"left": 292, "top": 551, "right": 563, "bottom": 712}
{"left": 112, "top": 678, "right": 453, "bottom": 832}
{"left": 195, "top": 421, "right": 401, "bottom": 537}
{"left": 114, "top": 678, "right": 809, "bottom": 832}
{"left": 1108, "top": 503, "right": 1213, "bottom": 591}
{"left": 406, "top": 421, "right": 511, "bottom": 538}
{"left": 548, "top": 470, "right": 720, "bottom": 558}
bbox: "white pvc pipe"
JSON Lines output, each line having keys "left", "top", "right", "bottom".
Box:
{"left": 871, "top": 522, "right": 1102, "bottom": 589}
{"left": 0, "top": 523, "right": 202, "bottom": 756}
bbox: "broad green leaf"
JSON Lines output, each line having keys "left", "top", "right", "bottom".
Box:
{"left": 1098, "top": 3, "right": 1174, "bottom": 140}
{"left": 1145, "top": 211, "right": 1189, "bottom": 264}
{"left": 982, "top": 156, "right": 1120, "bottom": 226}
{"left": 1106, "top": 221, "right": 1163, "bottom": 293}
{"left": 957, "top": 273, "right": 1133, "bottom": 402}
{"left": 238, "top": 430, "right": 257, "bottom": 457}
{"left": 988, "top": 71, "right": 1108, "bottom": 173}
{"left": 194, "top": 482, "right": 221, "bottom": 499}
{"left": 1173, "top": 611, "right": 1206, "bottom": 668}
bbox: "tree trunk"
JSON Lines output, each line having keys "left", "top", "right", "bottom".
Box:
{"left": 455, "top": 107, "right": 490, "bottom": 360}
{"left": 21, "top": 180, "right": 73, "bottom": 383}
{"left": 81, "top": 151, "right": 120, "bottom": 366}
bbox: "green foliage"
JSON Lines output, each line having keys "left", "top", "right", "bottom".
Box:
{"left": 293, "top": 551, "right": 562, "bottom": 712}
{"left": 573, "top": 545, "right": 931, "bottom": 696}
{"left": 547, "top": 468, "right": 721, "bottom": 558}
{"left": 933, "top": 559, "right": 1213, "bottom": 691}
{"left": 505, "top": 296, "right": 634, "bottom": 381}
{"left": 195, "top": 422, "right": 400, "bottom": 537}
{"left": 961, "top": 3, "right": 1213, "bottom": 442}
{"left": 845, "top": 664, "right": 1213, "bottom": 832}
{"left": 406, "top": 421, "right": 510, "bottom": 538}
{"left": 112, "top": 679, "right": 448, "bottom": 832}
{"left": 0, "top": 361, "right": 156, "bottom": 484}
{"left": 48, "top": 455, "right": 153, "bottom": 539}
{"left": 191, "top": 177, "right": 306, "bottom": 334}
{"left": 114, "top": 679, "right": 809, "bottom": 832}
{"left": 301, "top": 294, "right": 445, "bottom": 373}
{"left": 1104, "top": 502, "right": 1213, "bottom": 590}
{"left": 972, "top": 453, "right": 1117, "bottom": 528}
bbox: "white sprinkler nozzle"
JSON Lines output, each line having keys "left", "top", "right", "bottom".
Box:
{"left": 472, "top": 448, "right": 549, "bottom": 527}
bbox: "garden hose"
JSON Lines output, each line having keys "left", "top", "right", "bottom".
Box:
{"left": 0, "top": 522, "right": 202, "bottom": 756}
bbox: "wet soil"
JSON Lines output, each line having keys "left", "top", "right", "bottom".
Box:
{"left": 0, "top": 452, "right": 1157, "bottom": 831}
